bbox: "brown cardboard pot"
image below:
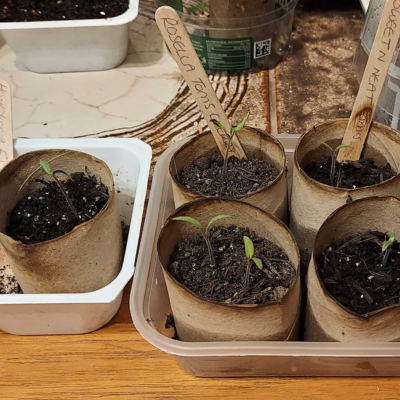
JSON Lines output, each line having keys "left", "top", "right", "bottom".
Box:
{"left": 290, "top": 119, "right": 400, "bottom": 263}
{"left": 158, "top": 198, "right": 300, "bottom": 342}
{"left": 0, "top": 149, "right": 123, "bottom": 294}
{"left": 305, "top": 196, "right": 400, "bottom": 342}
{"left": 170, "top": 127, "right": 288, "bottom": 222}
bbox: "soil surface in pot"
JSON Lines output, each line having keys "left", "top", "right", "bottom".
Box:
{"left": 304, "top": 157, "right": 395, "bottom": 189}
{"left": 169, "top": 225, "right": 295, "bottom": 305}
{"left": 7, "top": 170, "right": 109, "bottom": 244}
{"left": 176, "top": 155, "right": 279, "bottom": 197}
{"left": 1, "top": 0, "right": 129, "bottom": 22}
{"left": 318, "top": 231, "right": 400, "bottom": 315}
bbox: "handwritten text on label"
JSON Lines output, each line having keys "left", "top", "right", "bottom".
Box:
{"left": 353, "top": 0, "right": 400, "bottom": 140}
{"left": 161, "top": 17, "right": 227, "bottom": 143}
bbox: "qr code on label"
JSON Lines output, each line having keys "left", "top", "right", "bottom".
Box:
{"left": 254, "top": 39, "right": 272, "bottom": 59}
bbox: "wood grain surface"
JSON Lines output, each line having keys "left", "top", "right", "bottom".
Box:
{"left": 0, "top": 284, "right": 399, "bottom": 400}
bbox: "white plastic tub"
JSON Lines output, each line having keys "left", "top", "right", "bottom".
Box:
{"left": 0, "top": 138, "right": 151, "bottom": 335}
{"left": 0, "top": 0, "right": 139, "bottom": 73}
{"left": 130, "top": 135, "right": 400, "bottom": 377}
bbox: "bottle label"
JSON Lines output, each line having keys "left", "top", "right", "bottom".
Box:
{"left": 189, "top": 35, "right": 253, "bottom": 71}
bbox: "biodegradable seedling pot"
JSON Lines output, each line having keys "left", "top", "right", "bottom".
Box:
{"left": 0, "top": 149, "right": 123, "bottom": 294}
{"left": 306, "top": 196, "right": 400, "bottom": 342}
{"left": 158, "top": 198, "right": 300, "bottom": 342}
{"left": 290, "top": 119, "right": 400, "bottom": 263}
{"left": 170, "top": 127, "right": 288, "bottom": 222}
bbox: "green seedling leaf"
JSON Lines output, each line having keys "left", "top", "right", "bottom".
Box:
{"left": 382, "top": 232, "right": 396, "bottom": 252}
{"left": 210, "top": 119, "right": 227, "bottom": 134}
{"left": 320, "top": 141, "right": 335, "bottom": 154}
{"left": 233, "top": 111, "right": 251, "bottom": 132}
{"left": 243, "top": 236, "right": 254, "bottom": 260}
{"left": 206, "top": 215, "right": 232, "bottom": 231}
{"left": 172, "top": 216, "right": 203, "bottom": 231}
{"left": 40, "top": 160, "right": 53, "bottom": 175}
{"left": 252, "top": 257, "right": 263, "bottom": 270}
{"left": 334, "top": 144, "right": 353, "bottom": 154}
{"left": 186, "top": 1, "right": 207, "bottom": 14}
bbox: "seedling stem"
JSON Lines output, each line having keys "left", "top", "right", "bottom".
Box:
{"left": 211, "top": 112, "right": 250, "bottom": 181}
{"left": 172, "top": 214, "right": 232, "bottom": 267}
{"left": 243, "top": 236, "right": 263, "bottom": 287}
{"left": 39, "top": 160, "right": 79, "bottom": 219}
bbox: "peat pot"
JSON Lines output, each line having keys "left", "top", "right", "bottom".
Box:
{"left": 170, "top": 127, "right": 288, "bottom": 222}
{"left": 290, "top": 119, "right": 400, "bottom": 262}
{"left": 306, "top": 196, "right": 400, "bottom": 342}
{"left": 0, "top": 149, "right": 123, "bottom": 294}
{"left": 157, "top": 198, "right": 300, "bottom": 342}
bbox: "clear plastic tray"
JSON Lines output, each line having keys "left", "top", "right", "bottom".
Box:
{"left": 130, "top": 134, "right": 400, "bottom": 377}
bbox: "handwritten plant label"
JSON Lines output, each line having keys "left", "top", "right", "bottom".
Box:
{"left": 0, "top": 80, "right": 13, "bottom": 170}
{"left": 338, "top": 0, "right": 400, "bottom": 162}
{"left": 155, "top": 7, "right": 247, "bottom": 160}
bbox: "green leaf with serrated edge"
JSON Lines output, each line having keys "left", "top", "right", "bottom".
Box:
{"left": 382, "top": 232, "right": 396, "bottom": 252}
{"left": 243, "top": 236, "right": 254, "bottom": 260}
{"left": 252, "top": 257, "right": 263, "bottom": 270}
{"left": 40, "top": 160, "right": 53, "bottom": 175}
{"left": 206, "top": 215, "right": 232, "bottom": 231}
{"left": 210, "top": 119, "right": 227, "bottom": 134}
{"left": 172, "top": 216, "right": 203, "bottom": 231}
{"left": 334, "top": 144, "right": 353, "bottom": 154}
{"left": 233, "top": 111, "right": 251, "bottom": 132}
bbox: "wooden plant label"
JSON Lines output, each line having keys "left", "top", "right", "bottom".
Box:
{"left": 155, "top": 6, "right": 247, "bottom": 160}
{"left": 337, "top": 0, "right": 400, "bottom": 162}
{"left": 0, "top": 79, "right": 13, "bottom": 170}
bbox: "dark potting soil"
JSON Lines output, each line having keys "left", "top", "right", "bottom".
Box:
{"left": 165, "top": 313, "right": 179, "bottom": 340}
{"left": 176, "top": 155, "right": 279, "bottom": 198}
{"left": 169, "top": 225, "right": 296, "bottom": 305}
{"left": 7, "top": 170, "right": 109, "bottom": 244}
{"left": 0, "top": 0, "right": 129, "bottom": 22}
{"left": 0, "top": 263, "right": 20, "bottom": 294}
{"left": 304, "top": 157, "right": 395, "bottom": 189}
{"left": 318, "top": 231, "right": 400, "bottom": 315}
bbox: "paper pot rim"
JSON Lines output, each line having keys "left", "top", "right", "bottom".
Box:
{"left": 312, "top": 195, "right": 400, "bottom": 320}
{"left": 295, "top": 119, "right": 400, "bottom": 194}
{"left": 157, "top": 198, "right": 300, "bottom": 310}
{"left": 169, "top": 127, "right": 287, "bottom": 200}
{"left": 0, "top": 149, "right": 115, "bottom": 248}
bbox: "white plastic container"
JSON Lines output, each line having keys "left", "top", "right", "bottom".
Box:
{"left": 0, "top": 0, "right": 139, "bottom": 73}
{"left": 130, "top": 135, "right": 400, "bottom": 377}
{"left": 0, "top": 138, "right": 151, "bottom": 335}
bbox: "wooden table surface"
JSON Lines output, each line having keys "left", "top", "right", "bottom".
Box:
{"left": 0, "top": 284, "right": 398, "bottom": 400}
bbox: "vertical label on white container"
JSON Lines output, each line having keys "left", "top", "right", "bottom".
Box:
{"left": 189, "top": 35, "right": 253, "bottom": 71}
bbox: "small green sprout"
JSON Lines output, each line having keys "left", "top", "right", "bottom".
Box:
{"left": 243, "top": 236, "right": 263, "bottom": 287}
{"left": 320, "top": 142, "right": 353, "bottom": 187}
{"left": 186, "top": 1, "right": 207, "bottom": 14}
{"left": 382, "top": 232, "right": 395, "bottom": 252}
{"left": 382, "top": 232, "right": 396, "bottom": 267}
{"left": 211, "top": 111, "right": 250, "bottom": 181}
{"left": 172, "top": 215, "right": 232, "bottom": 266}
{"left": 40, "top": 160, "right": 79, "bottom": 219}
